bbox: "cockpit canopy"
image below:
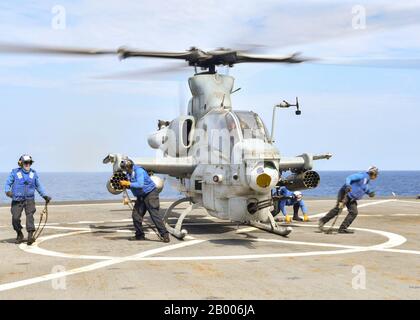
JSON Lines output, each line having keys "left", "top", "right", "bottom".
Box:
{"left": 193, "top": 108, "right": 271, "bottom": 163}
{"left": 196, "top": 109, "right": 269, "bottom": 142}
{"left": 234, "top": 111, "right": 270, "bottom": 142}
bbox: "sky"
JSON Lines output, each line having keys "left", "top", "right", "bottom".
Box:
{"left": 0, "top": 0, "right": 419, "bottom": 172}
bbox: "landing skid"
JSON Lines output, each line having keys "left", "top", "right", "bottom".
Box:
{"left": 248, "top": 211, "right": 292, "bottom": 237}
{"left": 164, "top": 198, "right": 292, "bottom": 239}
{"left": 164, "top": 197, "right": 198, "bottom": 240}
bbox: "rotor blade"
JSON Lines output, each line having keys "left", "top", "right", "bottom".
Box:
{"left": 207, "top": 45, "right": 267, "bottom": 55}
{"left": 0, "top": 42, "right": 116, "bottom": 56}
{"left": 312, "top": 57, "right": 420, "bottom": 69}
{"left": 235, "top": 52, "right": 314, "bottom": 64}
{"left": 237, "top": 44, "right": 268, "bottom": 54}
{"left": 117, "top": 47, "right": 196, "bottom": 60}
{"left": 93, "top": 63, "right": 190, "bottom": 80}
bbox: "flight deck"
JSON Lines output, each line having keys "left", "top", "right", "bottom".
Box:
{"left": 0, "top": 198, "right": 419, "bottom": 299}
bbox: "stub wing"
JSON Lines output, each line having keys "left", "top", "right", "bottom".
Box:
{"left": 133, "top": 157, "right": 196, "bottom": 177}
{"left": 103, "top": 153, "right": 196, "bottom": 177}
{"left": 278, "top": 153, "right": 332, "bottom": 171}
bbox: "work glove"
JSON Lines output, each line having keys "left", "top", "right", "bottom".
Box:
{"left": 43, "top": 196, "right": 52, "bottom": 203}
{"left": 6, "top": 191, "right": 12, "bottom": 198}
{"left": 120, "top": 180, "right": 131, "bottom": 188}
{"left": 345, "top": 185, "right": 352, "bottom": 193}
{"left": 368, "top": 191, "right": 375, "bottom": 198}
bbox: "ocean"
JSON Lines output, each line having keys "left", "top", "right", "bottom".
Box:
{"left": 0, "top": 171, "right": 419, "bottom": 203}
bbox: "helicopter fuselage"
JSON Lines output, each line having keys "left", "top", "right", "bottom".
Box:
{"left": 105, "top": 72, "right": 326, "bottom": 224}
{"left": 145, "top": 73, "right": 282, "bottom": 222}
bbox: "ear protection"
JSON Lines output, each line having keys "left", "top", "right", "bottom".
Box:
{"left": 120, "top": 159, "right": 134, "bottom": 172}
{"left": 18, "top": 155, "right": 34, "bottom": 167}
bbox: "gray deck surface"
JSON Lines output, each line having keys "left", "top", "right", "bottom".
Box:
{"left": 0, "top": 198, "right": 419, "bottom": 299}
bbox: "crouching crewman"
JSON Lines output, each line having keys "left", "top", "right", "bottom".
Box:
{"left": 4, "top": 155, "right": 51, "bottom": 245}
{"left": 272, "top": 186, "right": 309, "bottom": 223}
{"left": 318, "top": 166, "right": 378, "bottom": 234}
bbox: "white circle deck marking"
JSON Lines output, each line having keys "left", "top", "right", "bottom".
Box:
{"left": 19, "top": 221, "right": 407, "bottom": 262}
{"left": 0, "top": 239, "right": 204, "bottom": 292}
{"left": 1, "top": 199, "right": 418, "bottom": 293}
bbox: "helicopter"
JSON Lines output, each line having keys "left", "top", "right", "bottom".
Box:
{"left": 0, "top": 44, "right": 332, "bottom": 238}
{"left": 100, "top": 46, "right": 333, "bottom": 238}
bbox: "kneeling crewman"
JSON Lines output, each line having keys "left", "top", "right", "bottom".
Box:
{"left": 272, "top": 186, "right": 309, "bottom": 222}
{"left": 4, "top": 155, "right": 51, "bottom": 245}
{"left": 318, "top": 166, "right": 378, "bottom": 234}
{"left": 119, "top": 159, "right": 170, "bottom": 243}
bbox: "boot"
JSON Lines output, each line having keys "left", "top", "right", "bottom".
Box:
{"left": 303, "top": 214, "right": 310, "bottom": 222}
{"left": 129, "top": 235, "right": 146, "bottom": 241}
{"left": 162, "top": 233, "right": 170, "bottom": 243}
{"left": 293, "top": 214, "right": 303, "bottom": 222}
{"left": 338, "top": 228, "right": 354, "bottom": 234}
{"left": 27, "top": 231, "right": 35, "bottom": 245}
{"left": 318, "top": 220, "right": 325, "bottom": 232}
{"left": 15, "top": 231, "right": 24, "bottom": 244}
{"left": 284, "top": 215, "right": 292, "bottom": 223}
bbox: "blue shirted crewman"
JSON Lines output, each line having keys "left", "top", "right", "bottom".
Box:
{"left": 4, "top": 155, "right": 51, "bottom": 245}
{"left": 319, "top": 166, "right": 379, "bottom": 234}
{"left": 272, "top": 186, "right": 309, "bottom": 222}
{"left": 119, "top": 159, "right": 170, "bottom": 243}
{"left": 125, "top": 166, "right": 156, "bottom": 197}
{"left": 345, "top": 172, "right": 374, "bottom": 200}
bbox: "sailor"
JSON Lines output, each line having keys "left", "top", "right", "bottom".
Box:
{"left": 272, "top": 186, "right": 309, "bottom": 222}
{"left": 318, "top": 166, "right": 379, "bottom": 234}
{"left": 119, "top": 159, "right": 170, "bottom": 243}
{"left": 4, "top": 155, "right": 51, "bottom": 245}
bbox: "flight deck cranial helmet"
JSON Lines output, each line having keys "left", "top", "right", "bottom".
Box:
{"left": 120, "top": 158, "right": 134, "bottom": 172}
{"left": 367, "top": 166, "right": 379, "bottom": 179}
{"left": 294, "top": 191, "right": 303, "bottom": 201}
{"left": 18, "top": 154, "right": 34, "bottom": 167}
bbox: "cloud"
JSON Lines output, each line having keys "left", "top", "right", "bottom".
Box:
{"left": 0, "top": 1, "right": 420, "bottom": 171}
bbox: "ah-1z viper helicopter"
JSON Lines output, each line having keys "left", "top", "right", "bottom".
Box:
{"left": 101, "top": 47, "right": 332, "bottom": 238}
{"left": 0, "top": 44, "right": 331, "bottom": 238}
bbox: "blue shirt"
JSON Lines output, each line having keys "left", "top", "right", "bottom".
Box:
{"left": 345, "top": 172, "right": 372, "bottom": 200}
{"left": 272, "top": 186, "right": 294, "bottom": 198}
{"left": 127, "top": 165, "right": 156, "bottom": 197}
{"left": 4, "top": 168, "right": 46, "bottom": 201}
{"left": 272, "top": 187, "right": 308, "bottom": 215}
